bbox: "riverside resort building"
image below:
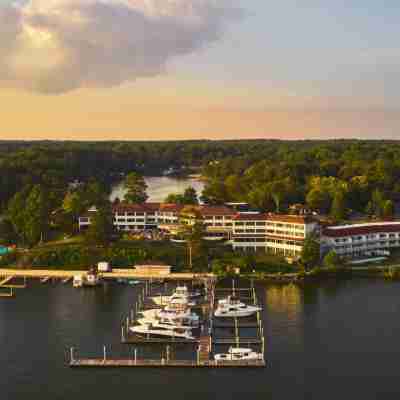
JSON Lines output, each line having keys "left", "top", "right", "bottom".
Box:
{"left": 79, "top": 203, "right": 319, "bottom": 258}
{"left": 79, "top": 203, "right": 400, "bottom": 261}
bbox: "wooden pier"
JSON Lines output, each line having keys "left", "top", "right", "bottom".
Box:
{"left": 70, "top": 277, "right": 266, "bottom": 369}
{"left": 0, "top": 268, "right": 214, "bottom": 281}
{"left": 0, "top": 276, "right": 27, "bottom": 298}
{"left": 68, "top": 346, "right": 265, "bottom": 368}
{"left": 69, "top": 358, "right": 265, "bottom": 368}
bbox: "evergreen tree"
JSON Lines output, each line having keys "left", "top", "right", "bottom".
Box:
{"left": 85, "top": 205, "right": 113, "bottom": 246}
{"left": 182, "top": 187, "right": 198, "bottom": 205}
{"left": 24, "top": 185, "right": 50, "bottom": 245}
{"left": 300, "top": 233, "right": 320, "bottom": 270}
{"left": 323, "top": 250, "right": 342, "bottom": 269}
{"left": 124, "top": 172, "right": 148, "bottom": 204}
{"left": 8, "top": 189, "right": 29, "bottom": 244}
{"left": 330, "top": 190, "right": 347, "bottom": 222}
{"left": 382, "top": 200, "right": 395, "bottom": 218}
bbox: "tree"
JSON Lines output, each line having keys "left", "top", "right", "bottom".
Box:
{"left": 371, "top": 189, "right": 385, "bottom": 217}
{"left": 164, "top": 193, "right": 184, "bottom": 204}
{"left": 200, "top": 179, "right": 227, "bottom": 205}
{"left": 24, "top": 185, "right": 50, "bottom": 245}
{"left": 323, "top": 250, "right": 342, "bottom": 269}
{"left": 306, "top": 188, "right": 331, "bottom": 213}
{"left": 8, "top": 188, "right": 30, "bottom": 244}
{"left": 124, "top": 172, "right": 148, "bottom": 204}
{"left": 330, "top": 190, "right": 347, "bottom": 222}
{"left": 165, "top": 187, "right": 198, "bottom": 205}
{"left": 182, "top": 187, "right": 198, "bottom": 205}
{"left": 63, "top": 191, "right": 86, "bottom": 215}
{"left": 383, "top": 200, "right": 395, "bottom": 218}
{"left": 300, "top": 233, "right": 320, "bottom": 271}
{"left": 178, "top": 207, "right": 205, "bottom": 269}
{"left": 0, "top": 218, "right": 17, "bottom": 245}
{"left": 85, "top": 205, "right": 113, "bottom": 246}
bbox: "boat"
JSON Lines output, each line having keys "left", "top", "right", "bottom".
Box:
{"left": 175, "top": 285, "right": 202, "bottom": 298}
{"left": 130, "top": 323, "right": 195, "bottom": 340}
{"left": 84, "top": 271, "right": 101, "bottom": 287}
{"left": 73, "top": 275, "right": 83, "bottom": 288}
{"left": 151, "top": 295, "right": 196, "bottom": 307}
{"left": 140, "top": 308, "right": 200, "bottom": 327}
{"left": 214, "top": 347, "right": 263, "bottom": 361}
{"left": 214, "top": 296, "right": 262, "bottom": 318}
{"left": 150, "top": 285, "right": 200, "bottom": 306}
{"left": 136, "top": 317, "right": 196, "bottom": 330}
{"left": 128, "top": 280, "right": 141, "bottom": 286}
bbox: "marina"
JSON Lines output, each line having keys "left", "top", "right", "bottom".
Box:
{"left": 71, "top": 277, "right": 266, "bottom": 368}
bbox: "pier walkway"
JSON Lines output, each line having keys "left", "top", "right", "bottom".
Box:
{"left": 0, "top": 268, "right": 214, "bottom": 281}
{"left": 70, "top": 358, "right": 265, "bottom": 368}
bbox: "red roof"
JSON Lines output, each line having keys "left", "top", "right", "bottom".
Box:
{"left": 233, "top": 213, "right": 316, "bottom": 223}
{"left": 112, "top": 202, "right": 160, "bottom": 213}
{"left": 158, "top": 203, "right": 184, "bottom": 213}
{"left": 198, "top": 205, "right": 235, "bottom": 217}
{"left": 324, "top": 223, "right": 400, "bottom": 238}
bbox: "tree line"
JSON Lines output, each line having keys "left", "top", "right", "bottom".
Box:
{"left": 1, "top": 140, "right": 400, "bottom": 248}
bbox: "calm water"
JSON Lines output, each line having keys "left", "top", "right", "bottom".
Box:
{"left": 110, "top": 176, "right": 205, "bottom": 202}
{"left": 1, "top": 279, "right": 400, "bottom": 399}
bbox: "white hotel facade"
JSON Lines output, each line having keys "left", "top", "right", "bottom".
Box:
{"left": 79, "top": 203, "right": 319, "bottom": 258}
{"left": 322, "top": 222, "right": 400, "bottom": 258}
{"left": 231, "top": 213, "right": 319, "bottom": 257}
{"left": 79, "top": 202, "right": 400, "bottom": 260}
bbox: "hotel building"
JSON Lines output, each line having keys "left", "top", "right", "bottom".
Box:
{"left": 232, "top": 213, "right": 319, "bottom": 257}
{"left": 322, "top": 222, "right": 400, "bottom": 258}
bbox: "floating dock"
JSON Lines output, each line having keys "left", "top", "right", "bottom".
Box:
{"left": 69, "top": 277, "right": 267, "bottom": 369}
{"left": 69, "top": 358, "right": 265, "bottom": 368}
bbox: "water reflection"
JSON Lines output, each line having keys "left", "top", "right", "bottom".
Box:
{"left": 110, "top": 176, "right": 205, "bottom": 202}
{"left": 264, "top": 284, "right": 304, "bottom": 348}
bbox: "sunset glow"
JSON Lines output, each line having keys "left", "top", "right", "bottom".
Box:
{"left": 0, "top": 0, "right": 396, "bottom": 139}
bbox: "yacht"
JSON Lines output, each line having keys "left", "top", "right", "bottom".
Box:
{"left": 140, "top": 308, "right": 200, "bottom": 327}
{"left": 214, "top": 347, "right": 263, "bottom": 361}
{"left": 214, "top": 296, "right": 262, "bottom": 318}
{"left": 84, "top": 271, "right": 101, "bottom": 286}
{"left": 130, "top": 323, "right": 195, "bottom": 340}
{"left": 175, "top": 285, "right": 202, "bottom": 298}
{"left": 73, "top": 275, "right": 83, "bottom": 288}
{"left": 150, "top": 286, "right": 198, "bottom": 307}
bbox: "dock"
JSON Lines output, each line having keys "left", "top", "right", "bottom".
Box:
{"left": 0, "top": 276, "right": 27, "bottom": 297}
{"left": 70, "top": 358, "right": 265, "bottom": 368}
{"left": 0, "top": 268, "right": 214, "bottom": 281}
{"left": 68, "top": 346, "right": 265, "bottom": 368}
{"left": 70, "top": 277, "right": 267, "bottom": 369}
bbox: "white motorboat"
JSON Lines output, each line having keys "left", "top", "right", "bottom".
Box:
{"left": 130, "top": 323, "right": 195, "bottom": 340}
{"left": 214, "top": 347, "right": 263, "bottom": 361}
{"left": 214, "top": 296, "right": 262, "bottom": 318}
{"left": 140, "top": 308, "right": 200, "bottom": 326}
{"left": 174, "top": 285, "right": 202, "bottom": 298}
{"left": 73, "top": 275, "right": 83, "bottom": 288}
{"left": 137, "top": 317, "right": 195, "bottom": 330}
{"left": 151, "top": 285, "right": 201, "bottom": 306}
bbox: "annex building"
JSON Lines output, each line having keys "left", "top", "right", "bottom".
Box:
{"left": 322, "top": 222, "right": 400, "bottom": 259}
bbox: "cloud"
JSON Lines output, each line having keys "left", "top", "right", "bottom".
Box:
{"left": 0, "top": 0, "right": 240, "bottom": 93}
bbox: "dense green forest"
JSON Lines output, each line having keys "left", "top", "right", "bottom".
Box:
{"left": 1, "top": 139, "right": 400, "bottom": 228}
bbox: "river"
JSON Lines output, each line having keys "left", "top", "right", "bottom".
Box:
{"left": 1, "top": 279, "right": 399, "bottom": 399}
{"left": 110, "top": 176, "right": 205, "bottom": 203}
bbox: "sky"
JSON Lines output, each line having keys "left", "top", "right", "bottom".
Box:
{"left": 0, "top": 0, "right": 397, "bottom": 140}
